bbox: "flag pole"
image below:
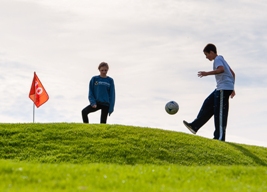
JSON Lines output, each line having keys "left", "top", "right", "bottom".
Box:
{"left": 33, "top": 76, "right": 36, "bottom": 123}
{"left": 33, "top": 103, "right": 35, "bottom": 123}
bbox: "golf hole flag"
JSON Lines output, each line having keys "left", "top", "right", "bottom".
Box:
{"left": 29, "top": 72, "right": 49, "bottom": 108}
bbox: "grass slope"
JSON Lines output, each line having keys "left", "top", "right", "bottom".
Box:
{"left": 1, "top": 123, "right": 267, "bottom": 166}
{"left": 1, "top": 160, "right": 267, "bottom": 192}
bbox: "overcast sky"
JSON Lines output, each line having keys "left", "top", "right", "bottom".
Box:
{"left": 1, "top": 0, "right": 267, "bottom": 147}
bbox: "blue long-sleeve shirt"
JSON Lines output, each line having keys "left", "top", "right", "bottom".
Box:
{"left": 88, "top": 75, "right": 115, "bottom": 114}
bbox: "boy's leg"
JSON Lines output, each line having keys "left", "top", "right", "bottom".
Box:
{"left": 213, "top": 90, "right": 232, "bottom": 141}
{"left": 190, "top": 90, "right": 215, "bottom": 131}
{"left": 81, "top": 105, "right": 98, "bottom": 123}
{"left": 99, "top": 104, "right": 109, "bottom": 124}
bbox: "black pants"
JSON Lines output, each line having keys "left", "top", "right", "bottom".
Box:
{"left": 191, "top": 89, "right": 232, "bottom": 141}
{"left": 81, "top": 104, "right": 109, "bottom": 124}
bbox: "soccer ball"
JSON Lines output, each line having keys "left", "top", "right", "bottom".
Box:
{"left": 165, "top": 101, "right": 179, "bottom": 115}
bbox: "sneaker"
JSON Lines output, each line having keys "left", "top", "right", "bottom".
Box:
{"left": 183, "top": 120, "right": 196, "bottom": 134}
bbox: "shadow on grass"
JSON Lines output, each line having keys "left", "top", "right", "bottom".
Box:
{"left": 227, "top": 143, "right": 267, "bottom": 166}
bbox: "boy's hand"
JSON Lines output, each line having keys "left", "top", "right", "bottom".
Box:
{"left": 198, "top": 71, "right": 207, "bottom": 77}
{"left": 230, "top": 90, "right": 236, "bottom": 98}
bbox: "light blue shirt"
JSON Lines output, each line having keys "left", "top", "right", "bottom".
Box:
{"left": 213, "top": 55, "right": 234, "bottom": 90}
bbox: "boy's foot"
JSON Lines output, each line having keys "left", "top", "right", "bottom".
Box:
{"left": 183, "top": 120, "right": 196, "bottom": 134}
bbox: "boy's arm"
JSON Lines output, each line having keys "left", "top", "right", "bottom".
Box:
{"left": 108, "top": 79, "right": 115, "bottom": 116}
{"left": 229, "top": 67, "right": 236, "bottom": 98}
{"left": 89, "top": 77, "right": 97, "bottom": 107}
{"left": 230, "top": 67, "right": 235, "bottom": 80}
{"left": 198, "top": 66, "right": 224, "bottom": 77}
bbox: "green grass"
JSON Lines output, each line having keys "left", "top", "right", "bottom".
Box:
{"left": 0, "top": 123, "right": 267, "bottom": 191}
{"left": 1, "top": 160, "right": 267, "bottom": 192}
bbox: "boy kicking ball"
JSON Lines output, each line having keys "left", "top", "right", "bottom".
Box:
{"left": 183, "top": 44, "right": 235, "bottom": 141}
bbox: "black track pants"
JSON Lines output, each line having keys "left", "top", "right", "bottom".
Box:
{"left": 191, "top": 89, "right": 232, "bottom": 141}
{"left": 81, "top": 104, "right": 109, "bottom": 124}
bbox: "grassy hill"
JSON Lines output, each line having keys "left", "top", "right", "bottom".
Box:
{"left": 1, "top": 123, "right": 267, "bottom": 192}
{"left": 1, "top": 123, "right": 266, "bottom": 166}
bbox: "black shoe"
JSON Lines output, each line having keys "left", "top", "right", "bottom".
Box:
{"left": 183, "top": 120, "right": 196, "bottom": 134}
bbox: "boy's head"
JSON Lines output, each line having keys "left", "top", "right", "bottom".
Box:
{"left": 98, "top": 62, "right": 109, "bottom": 70}
{"left": 203, "top": 43, "right": 217, "bottom": 61}
{"left": 98, "top": 62, "right": 109, "bottom": 77}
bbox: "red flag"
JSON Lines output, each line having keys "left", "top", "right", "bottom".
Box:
{"left": 29, "top": 72, "right": 49, "bottom": 108}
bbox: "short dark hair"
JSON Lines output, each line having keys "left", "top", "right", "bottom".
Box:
{"left": 203, "top": 44, "right": 217, "bottom": 54}
{"left": 98, "top": 62, "right": 109, "bottom": 70}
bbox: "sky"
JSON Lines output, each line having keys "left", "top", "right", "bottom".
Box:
{"left": 1, "top": 0, "right": 267, "bottom": 147}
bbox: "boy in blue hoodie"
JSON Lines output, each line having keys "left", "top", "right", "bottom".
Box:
{"left": 183, "top": 44, "right": 235, "bottom": 141}
{"left": 82, "top": 62, "right": 115, "bottom": 124}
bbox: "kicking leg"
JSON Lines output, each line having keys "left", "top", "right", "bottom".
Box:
{"left": 189, "top": 90, "right": 215, "bottom": 132}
